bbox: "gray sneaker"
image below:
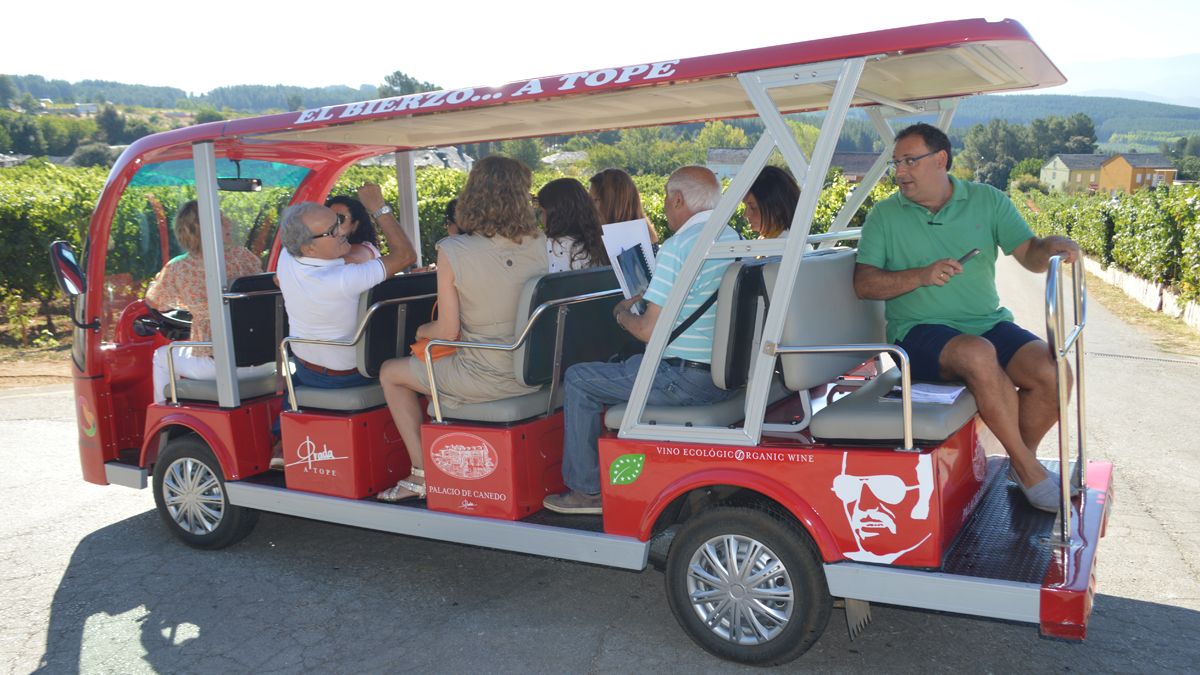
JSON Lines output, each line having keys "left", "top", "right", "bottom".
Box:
{"left": 543, "top": 490, "right": 602, "bottom": 515}
{"left": 1008, "top": 466, "right": 1081, "bottom": 509}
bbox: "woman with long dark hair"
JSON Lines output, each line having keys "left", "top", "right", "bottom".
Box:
{"left": 743, "top": 165, "right": 800, "bottom": 239}
{"left": 325, "top": 194, "right": 381, "bottom": 261}
{"left": 588, "top": 168, "right": 659, "bottom": 244}
{"left": 537, "top": 178, "right": 609, "bottom": 271}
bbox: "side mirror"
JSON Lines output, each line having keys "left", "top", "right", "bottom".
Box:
{"left": 48, "top": 240, "right": 86, "bottom": 296}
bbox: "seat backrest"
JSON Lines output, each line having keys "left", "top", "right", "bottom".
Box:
{"left": 228, "top": 272, "right": 285, "bottom": 368}
{"left": 355, "top": 271, "right": 438, "bottom": 377}
{"left": 511, "top": 267, "right": 623, "bottom": 387}
{"left": 762, "top": 248, "right": 886, "bottom": 391}
{"left": 711, "top": 258, "right": 772, "bottom": 390}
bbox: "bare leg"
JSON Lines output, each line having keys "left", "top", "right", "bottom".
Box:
{"left": 379, "top": 356, "right": 430, "bottom": 498}
{"left": 1005, "top": 339, "right": 1072, "bottom": 451}
{"left": 938, "top": 335, "right": 1047, "bottom": 486}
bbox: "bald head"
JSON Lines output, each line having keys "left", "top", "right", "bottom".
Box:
{"left": 664, "top": 166, "right": 720, "bottom": 231}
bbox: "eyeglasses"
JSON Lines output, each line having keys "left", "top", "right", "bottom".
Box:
{"left": 311, "top": 213, "right": 346, "bottom": 240}
{"left": 886, "top": 150, "right": 939, "bottom": 170}
{"left": 832, "top": 474, "right": 913, "bottom": 505}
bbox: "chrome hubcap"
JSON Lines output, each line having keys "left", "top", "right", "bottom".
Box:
{"left": 162, "top": 457, "right": 224, "bottom": 535}
{"left": 686, "top": 534, "right": 794, "bottom": 644}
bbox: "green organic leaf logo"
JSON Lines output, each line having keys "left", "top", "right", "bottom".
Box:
{"left": 609, "top": 454, "right": 646, "bottom": 486}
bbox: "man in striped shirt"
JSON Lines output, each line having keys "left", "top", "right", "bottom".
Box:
{"left": 544, "top": 166, "right": 740, "bottom": 515}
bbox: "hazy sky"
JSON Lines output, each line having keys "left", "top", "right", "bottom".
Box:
{"left": 5, "top": 0, "right": 1197, "bottom": 96}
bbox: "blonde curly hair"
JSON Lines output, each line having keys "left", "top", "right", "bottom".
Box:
{"left": 173, "top": 200, "right": 203, "bottom": 255}
{"left": 456, "top": 156, "right": 538, "bottom": 242}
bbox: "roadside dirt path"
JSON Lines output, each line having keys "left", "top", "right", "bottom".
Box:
{"left": 0, "top": 349, "right": 73, "bottom": 389}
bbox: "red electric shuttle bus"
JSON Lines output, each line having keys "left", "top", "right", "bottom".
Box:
{"left": 49, "top": 18, "right": 1110, "bottom": 665}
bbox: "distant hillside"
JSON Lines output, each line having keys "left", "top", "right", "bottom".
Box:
{"left": 7, "top": 75, "right": 377, "bottom": 113}
{"left": 9, "top": 73, "right": 1200, "bottom": 152}
{"left": 11, "top": 75, "right": 187, "bottom": 108}
{"left": 954, "top": 95, "right": 1200, "bottom": 141}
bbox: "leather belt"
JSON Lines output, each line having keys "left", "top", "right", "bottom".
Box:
{"left": 294, "top": 355, "right": 358, "bottom": 377}
{"left": 663, "top": 357, "right": 711, "bottom": 372}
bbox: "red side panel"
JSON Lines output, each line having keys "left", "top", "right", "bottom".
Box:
{"left": 424, "top": 414, "right": 566, "bottom": 520}
{"left": 280, "top": 407, "right": 409, "bottom": 499}
{"left": 1039, "top": 461, "right": 1115, "bottom": 640}
{"left": 74, "top": 376, "right": 113, "bottom": 484}
{"left": 598, "top": 422, "right": 990, "bottom": 568}
{"left": 145, "top": 396, "right": 282, "bottom": 480}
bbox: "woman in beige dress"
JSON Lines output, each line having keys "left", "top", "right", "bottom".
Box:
{"left": 377, "top": 156, "right": 548, "bottom": 501}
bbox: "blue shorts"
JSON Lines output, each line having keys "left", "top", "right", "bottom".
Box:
{"left": 896, "top": 321, "right": 1040, "bottom": 382}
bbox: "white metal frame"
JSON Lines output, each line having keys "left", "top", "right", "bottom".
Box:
{"left": 617, "top": 60, "right": 963, "bottom": 447}
{"left": 192, "top": 142, "right": 240, "bottom": 408}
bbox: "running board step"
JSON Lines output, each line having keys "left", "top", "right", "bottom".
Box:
{"left": 225, "top": 482, "right": 650, "bottom": 570}
{"left": 825, "top": 562, "right": 1040, "bottom": 623}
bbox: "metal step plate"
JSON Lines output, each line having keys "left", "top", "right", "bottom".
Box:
{"left": 941, "top": 458, "right": 1061, "bottom": 584}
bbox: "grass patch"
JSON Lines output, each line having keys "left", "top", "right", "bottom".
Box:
{"left": 1085, "top": 270, "right": 1200, "bottom": 358}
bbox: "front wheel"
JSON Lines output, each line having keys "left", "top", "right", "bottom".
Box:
{"left": 665, "top": 505, "right": 831, "bottom": 666}
{"left": 152, "top": 435, "right": 257, "bottom": 549}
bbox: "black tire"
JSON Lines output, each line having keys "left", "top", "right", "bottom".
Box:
{"left": 152, "top": 435, "right": 258, "bottom": 549}
{"left": 665, "top": 505, "right": 831, "bottom": 666}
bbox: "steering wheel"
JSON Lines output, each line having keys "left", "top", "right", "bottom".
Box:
{"left": 134, "top": 306, "right": 193, "bottom": 340}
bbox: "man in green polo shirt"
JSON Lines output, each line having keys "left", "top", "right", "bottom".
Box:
{"left": 854, "top": 123, "right": 1080, "bottom": 513}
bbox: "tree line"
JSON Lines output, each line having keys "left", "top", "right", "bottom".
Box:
{"left": 2, "top": 73, "right": 377, "bottom": 113}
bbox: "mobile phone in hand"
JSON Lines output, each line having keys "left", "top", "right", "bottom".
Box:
{"left": 958, "top": 248, "right": 981, "bottom": 264}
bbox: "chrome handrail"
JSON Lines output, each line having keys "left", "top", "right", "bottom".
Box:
{"left": 165, "top": 340, "right": 214, "bottom": 405}
{"left": 280, "top": 293, "right": 437, "bottom": 410}
{"left": 806, "top": 228, "right": 863, "bottom": 243}
{"left": 767, "top": 342, "right": 914, "bottom": 450}
{"left": 1044, "top": 255, "right": 1087, "bottom": 544}
{"left": 424, "top": 288, "right": 622, "bottom": 422}
{"left": 222, "top": 288, "right": 281, "bottom": 301}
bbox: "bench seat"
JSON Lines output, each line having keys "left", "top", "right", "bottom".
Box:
{"left": 423, "top": 267, "right": 624, "bottom": 424}
{"left": 810, "top": 368, "right": 978, "bottom": 444}
{"left": 171, "top": 365, "right": 278, "bottom": 402}
{"left": 430, "top": 387, "right": 563, "bottom": 424}
{"left": 294, "top": 383, "right": 386, "bottom": 411}
{"left": 605, "top": 378, "right": 790, "bottom": 429}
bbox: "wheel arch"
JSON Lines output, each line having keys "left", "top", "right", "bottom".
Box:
{"left": 641, "top": 469, "right": 840, "bottom": 562}
{"left": 141, "top": 413, "right": 234, "bottom": 479}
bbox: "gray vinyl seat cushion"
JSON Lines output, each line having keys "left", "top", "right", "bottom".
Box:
{"left": 170, "top": 366, "right": 278, "bottom": 402}
{"left": 605, "top": 378, "right": 791, "bottom": 430}
{"left": 294, "top": 383, "right": 385, "bottom": 411}
{"left": 810, "top": 368, "right": 978, "bottom": 443}
{"left": 429, "top": 387, "right": 563, "bottom": 424}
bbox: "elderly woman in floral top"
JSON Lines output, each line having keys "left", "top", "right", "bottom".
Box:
{"left": 145, "top": 200, "right": 273, "bottom": 403}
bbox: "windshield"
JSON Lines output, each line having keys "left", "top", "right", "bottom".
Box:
{"left": 95, "top": 158, "right": 308, "bottom": 341}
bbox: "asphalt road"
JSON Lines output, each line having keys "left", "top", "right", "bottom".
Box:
{"left": 3, "top": 259, "right": 1199, "bottom": 674}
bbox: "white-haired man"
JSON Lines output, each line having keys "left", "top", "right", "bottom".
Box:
{"left": 276, "top": 184, "right": 417, "bottom": 391}
{"left": 544, "top": 166, "right": 740, "bottom": 514}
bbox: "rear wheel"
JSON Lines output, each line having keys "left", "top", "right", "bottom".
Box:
{"left": 665, "top": 505, "right": 831, "bottom": 665}
{"left": 152, "top": 436, "right": 257, "bottom": 549}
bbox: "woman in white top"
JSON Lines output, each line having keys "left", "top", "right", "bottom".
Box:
{"left": 537, "top": 178, "right": 610, "bottom": 272}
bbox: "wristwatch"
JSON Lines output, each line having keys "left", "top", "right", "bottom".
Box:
{"left": 371, "top": 204, "right": 392, "bottom": 219}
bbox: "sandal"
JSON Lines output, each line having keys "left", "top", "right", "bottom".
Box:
{"left": 377, "top": 468, "right": 426, "bottom": 502}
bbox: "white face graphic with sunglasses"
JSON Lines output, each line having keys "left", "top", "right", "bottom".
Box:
{"left": 833, "top": 452, "right": 934, "bottom": 564}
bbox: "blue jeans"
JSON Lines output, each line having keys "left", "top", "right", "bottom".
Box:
{"left": 562, "top": 354, "right": 737, "bottom": 494}
{"left": 275, "top": 360, "right": 375, "bottom": 435}
{"left": 291, "top": 359, "right": 373, "bottom": 391}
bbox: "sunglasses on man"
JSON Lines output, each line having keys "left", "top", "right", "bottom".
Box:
{"left": 311, "top": 213, "right": 346, "bottom": 240}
